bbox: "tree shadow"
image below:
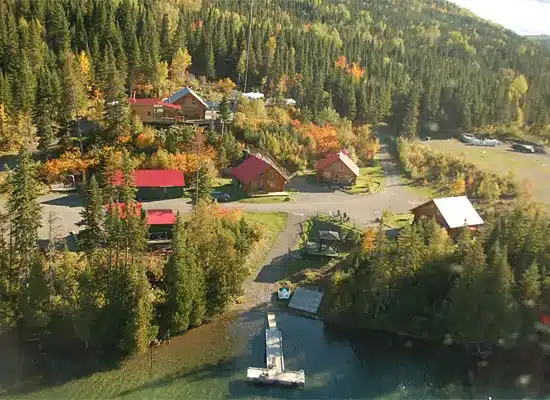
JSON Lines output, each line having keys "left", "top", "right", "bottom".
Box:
{"left": 40, "top": 193, "right": 83, "bottom": 207}
{"left": 115, "top": 357, "right": 240, "bottom": 398}
{"left": 0, "top": 330, "right": 121, "bottom": 397}
{"left": 254, "top": 250, "right": 304, "bottom": 284}
{"left": 37, "top": 233, "right": 78, "bottom": 252}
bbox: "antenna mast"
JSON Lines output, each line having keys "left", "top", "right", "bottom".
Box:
{"left": 243, "top": 0, "right": 254, "bottom": 93}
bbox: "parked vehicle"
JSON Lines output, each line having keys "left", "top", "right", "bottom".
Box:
{"left": 512, "top": 143, "right": 535, "bottom": 153}
{"left": 211, "top": 191, "right": 231, "bottom": 202}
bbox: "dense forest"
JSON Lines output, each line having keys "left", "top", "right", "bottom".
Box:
{"left": 330, "top": 199, "right": 550, "bottom": 347}
{"left": 1, "top": 0, "right": 550, "bottom": 154}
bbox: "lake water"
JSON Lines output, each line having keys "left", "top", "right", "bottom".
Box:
{"left": 2, "top": 311, "right": 543, "bottom": 399}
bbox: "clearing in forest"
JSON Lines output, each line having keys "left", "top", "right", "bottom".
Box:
{"left": 425, "top": 139, "right": 550, "bottom": 203}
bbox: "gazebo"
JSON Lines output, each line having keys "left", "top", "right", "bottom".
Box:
{"left": 318, "top": 230, "right": 340, "bottom": 252}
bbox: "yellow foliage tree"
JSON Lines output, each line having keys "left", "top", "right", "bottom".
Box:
{"left": 216, "top": 77, "right": 236, "bottom": 94}
{"left": 452, "top": 174, "right": 466, "bottom": 195}
{"left": 362, "top": 227, "right": 377, "bottom": 253}
{"left": 78, "top": 51, "right": 92, "bottom": 91}
{"left": 170, "top": 48, "right": 192, "bottom": 87}
{"left": 136, "top": 126, "right": 156, "bottom": 149}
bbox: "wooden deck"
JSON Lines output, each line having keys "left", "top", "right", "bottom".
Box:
{"left": 246, "top": 312, "right": 305, "bottom": 387}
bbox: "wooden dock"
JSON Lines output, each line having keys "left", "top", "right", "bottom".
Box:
{"left": 246, "top": 312, "right": 305, "bottom": 387}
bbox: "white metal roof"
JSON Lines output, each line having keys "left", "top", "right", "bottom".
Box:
{"left": 432, "top": 196, "right": 484, "bottom": 229}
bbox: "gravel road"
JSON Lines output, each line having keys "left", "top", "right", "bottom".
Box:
{"left": 0, "top": 148, "right": 425, "bottom": 240}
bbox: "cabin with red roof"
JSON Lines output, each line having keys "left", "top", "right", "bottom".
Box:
{"left": 231, "top": 153, "right": 290, "bottom": 194}
{"left": 316, "top": 150, "right": 360, "bottom": 185}
{"left": 128, "top": 98, "right": 184, "bottom": 124}
{"left": 112, "top": 169, "right": 185, "bottom": 201}
{"left": 106, "top": 203, "right": 177, "bottom": 241}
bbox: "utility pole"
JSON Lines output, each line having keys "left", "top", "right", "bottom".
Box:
{"left": 243, "top": 0, "right": 254, "bottom": 93}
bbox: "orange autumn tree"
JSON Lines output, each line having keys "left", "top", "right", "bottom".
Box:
{"left": 296, "top": 122, "right": 340, "bottom": 155}
{"left": 41, "top": 149, "right": 98, "bottom": 183}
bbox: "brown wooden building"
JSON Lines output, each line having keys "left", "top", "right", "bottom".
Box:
{"left": 232, "top": 153, "right": 290, "bottom": 194}
{"left": 316, "top": 150, "right": 360, "bottom": 185}
{"left": 164, "top": 86, "right": 210, "bottom": 120}
{"left": 128, "top": 98, "right": 183, "bottom": 124}
{"left": 411, "top": 196, "right": 484, "bottom": 235}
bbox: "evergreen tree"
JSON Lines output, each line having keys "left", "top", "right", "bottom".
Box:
{"left": 193, "top": 165, "right": 213, "bottom": 202}
{"left": 78, "top": 175, "right": 105, "bottom": 252}
{"left": 34, "top": 66, "right": 56, "bottom": 156}
{"left": 521, "top": 261, "right": 541, "bottom": 305}
{"left": 400, "top": 81, "right": 422, "bottom": 138}
{"left": 343, "top": 81, "right": 357, "bottom": 120}
{"left": 164, "top": 213, "right": 206, "bottom": 333}
{"left": 206, "top": 42, "right": 216, "bottom": 80}
{"left": 102, "top": 43, "right": 131, "bottom": 144}
{"left": 8, "top": 150, "right": 42, "bottom": 286}
{"left": 160, "top": 14, "right": 171, "bottom": 61}
{"left": 218, "top": 95, "right": 231, "bottom": 135}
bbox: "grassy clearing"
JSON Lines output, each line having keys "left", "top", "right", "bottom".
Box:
{"left": 400, "top": 175, "right": 444, "bottom": 199}
{"left": 384, "top": 212, "right": 414, "bottom": 229}
{"left": 211, "top": 177, "right": 248, "bottom": 202}
{"left": 425, "top": 139, "right": 550, "bottom": 203}
{"left": 241, "top": 211, "right": 288, "bottom": 274}
{"left": 348, "top": 165, "right": 385, "bottom": 194}
{"left": 242, "top": 211, "right": 288, "bottom": 235}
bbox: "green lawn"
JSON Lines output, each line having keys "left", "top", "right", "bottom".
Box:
{"left": 242, "top": 211, "right": 288, "bottom": 234}
{"left": 348, "top": 165, "right": 385, "bottom": 194}
{"left": 425, "top": 139, "right": 550, "bottom": 203}
{"left": 384, "top": 212, "right": 414, "bottom": 229}
{"left": 211, "top": 178, "right": 248, "bottom": 202}
{"left": 400, "top": 175, "right": 445, "bottom": 199}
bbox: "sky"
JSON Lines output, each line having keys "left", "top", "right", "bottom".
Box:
{"left": 450, "top": 0, "right": 550, "bottom": 36}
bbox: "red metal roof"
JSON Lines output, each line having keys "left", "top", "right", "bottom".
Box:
{"left": 231, "top": 155, "right": 273, "bottom": 184}
{"left": 112, "top": 170, "right": 185, "bottom": 188}
{"left": 105, "top": 204, "right": 176, "bottom": 225}
{"left": 146, "top": 209, "right": 176, "bottom": 225}
{"left": 128, "top": 98, "right": 182, "bottom": 110}
{"left": 316, "top": 150, "right": 360, "bottom": 177}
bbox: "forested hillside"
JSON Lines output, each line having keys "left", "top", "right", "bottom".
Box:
{"left": 1, "top": 0, "right": 550, "bottom": 151}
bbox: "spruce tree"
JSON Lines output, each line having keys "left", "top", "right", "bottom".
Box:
{"left": 102, "top": 43, "right": 131, "bottom": 144}
{"left": 401, "top": 81, "right": 422, "bottom": 138}
{"left": 78, "top": 175, "right": 105, "bottom": 253}
{"left": 8, "top": 150, "right": 42, "bottom": 286}
{"left": 34, "top": 66, "right": 56, "bottom": 156}
{"left": 164, "top": 213, "right": 205, "bottom": 333}
{"left": 206, "top": 42, "right": 216, "bottom": 80}
{"left": 218, "top": 95, "right": 231, "bottom": 135}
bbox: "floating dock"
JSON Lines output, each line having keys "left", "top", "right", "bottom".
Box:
{"left": 246, "top": 312, "right": 305, "bottom": 387}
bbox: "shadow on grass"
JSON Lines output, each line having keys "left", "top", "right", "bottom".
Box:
{"left": 0, "top": 330, "right": 122, "bottom": 397}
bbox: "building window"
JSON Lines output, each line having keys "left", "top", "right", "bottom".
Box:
{"left": 148, "top": 112, "right": 151, "bottom": 116}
